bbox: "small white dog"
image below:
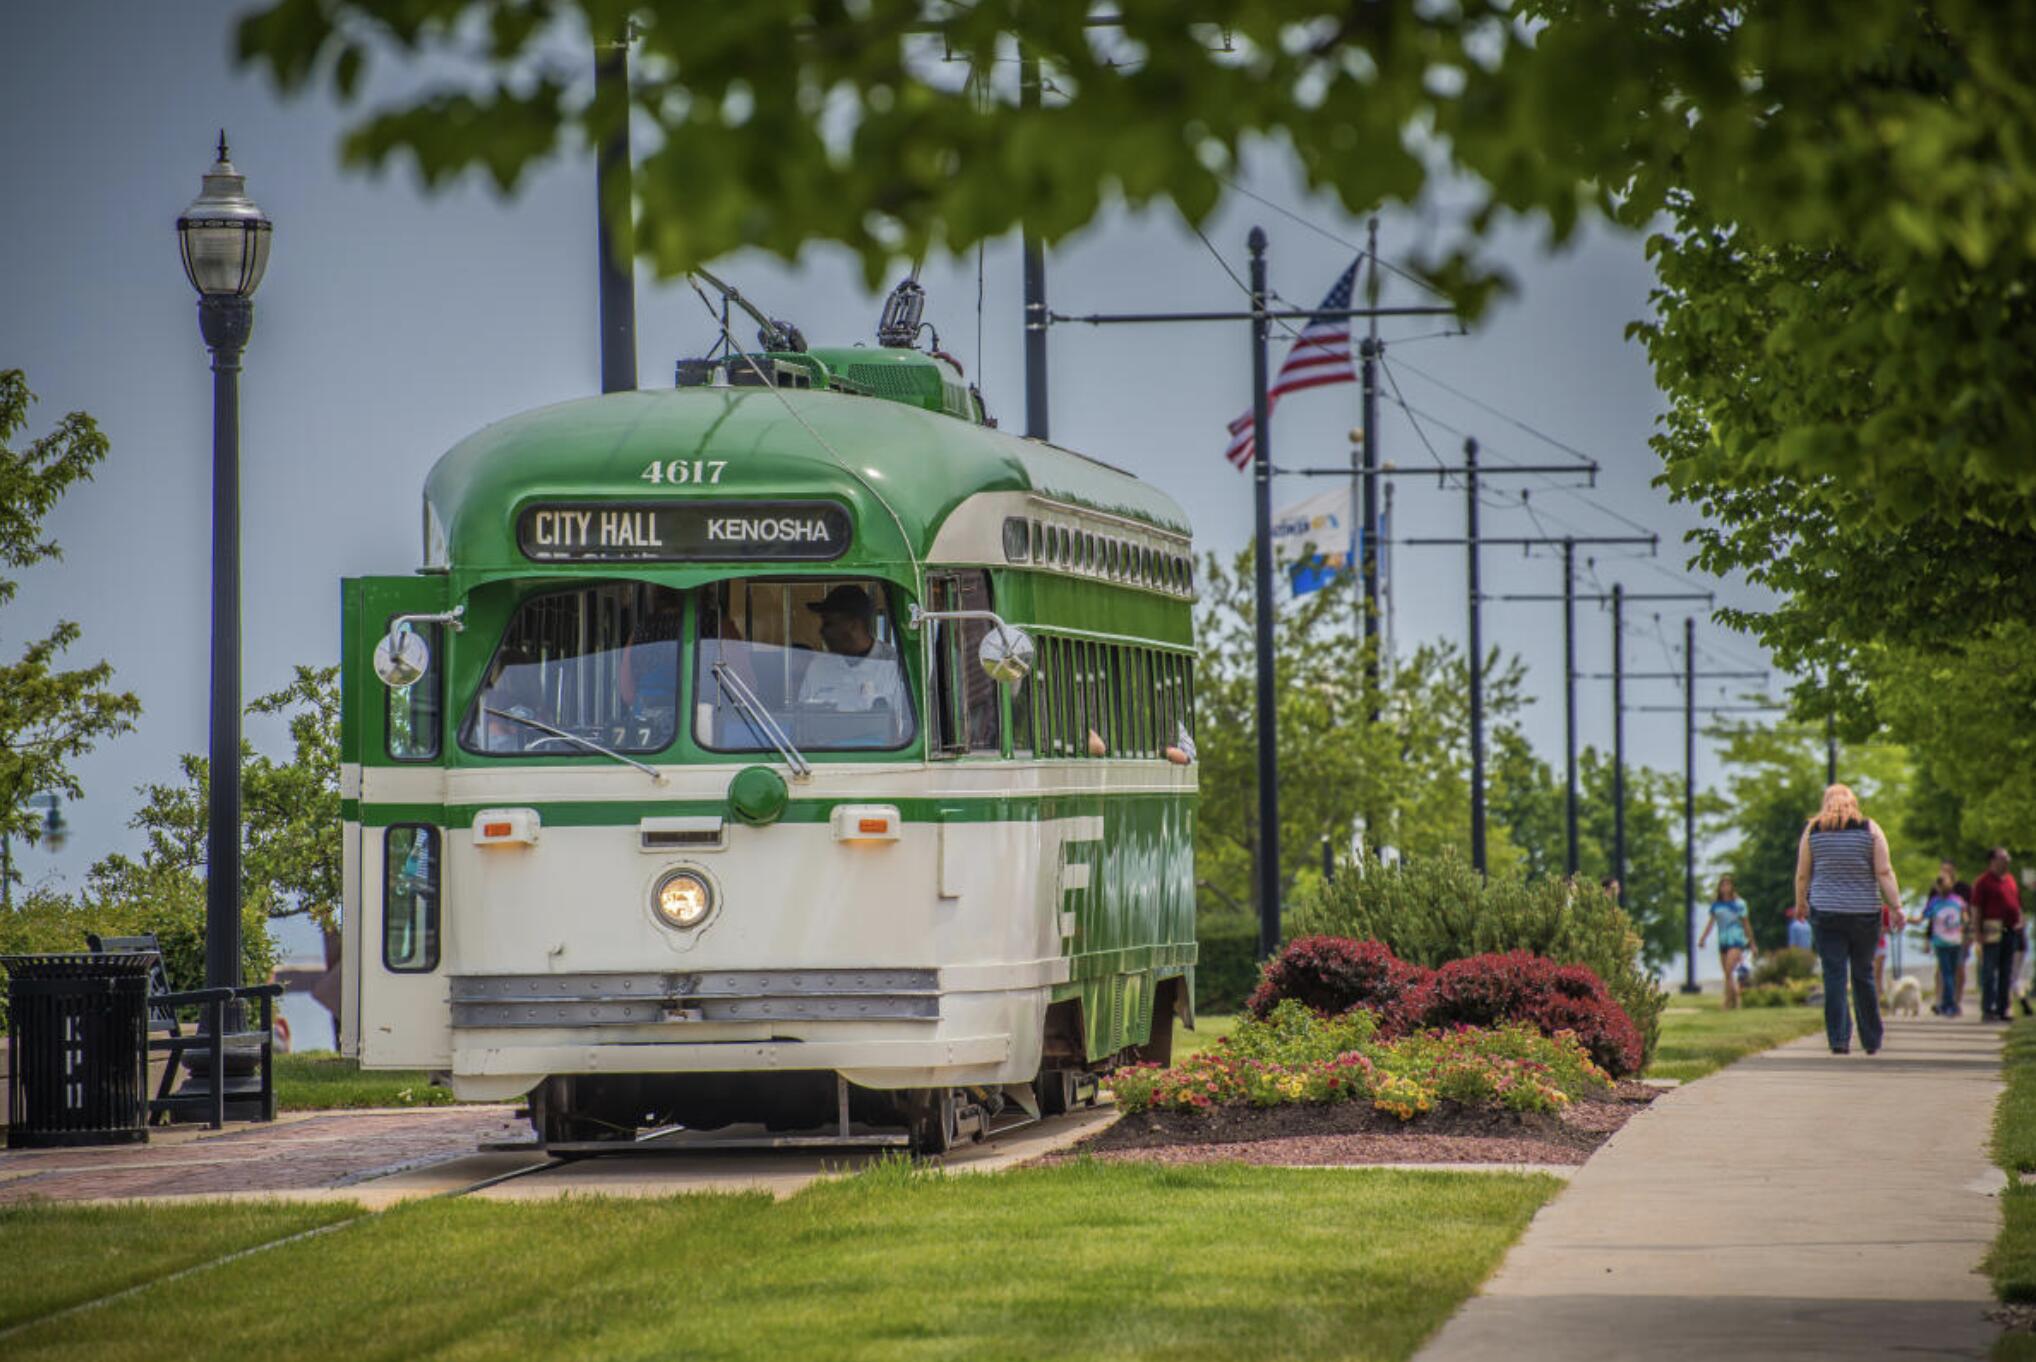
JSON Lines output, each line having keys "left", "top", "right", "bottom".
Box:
{"left": 1888, "top": 975, "right": 1923, "bottom": 1018}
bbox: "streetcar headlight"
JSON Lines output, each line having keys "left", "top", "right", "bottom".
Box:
{"left": 652, "top": 869, "right": 715, "bottom": 930}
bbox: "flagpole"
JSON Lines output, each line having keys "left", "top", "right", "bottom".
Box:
{"left": 1248, "top": 227, "right": 1282, "bottom": 962}
{"left": 1359, "top": 217, "right": 1381, "bottom": 669}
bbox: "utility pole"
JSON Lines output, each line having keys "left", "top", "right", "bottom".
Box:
{"left": 1826, "top": 713, "right": 1839, "bottom": 787}
{"left": 1357, "top": 217, "right": 1382, "bottom": 660}
{"left": 1020, "top": 47, "right": 1049, "bottom": 440}
{"left": 594, "top": 29, "right": 637, "bottom": 394}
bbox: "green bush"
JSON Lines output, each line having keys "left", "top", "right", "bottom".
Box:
{"left": 1749, "top": 947, "right": 1816, "bottom": 987}
{"left": 1289, "top": 849, "right": 1668, "bottom": 1067}
{"left": 1739, "top": 978, "right": 1817, "bottom": 1008}
{"left": 1194, "top": 916, "right": 1262, "bottom": 1014}
{"left": 0, "top": 888, "right": 276, "bottom": 1033}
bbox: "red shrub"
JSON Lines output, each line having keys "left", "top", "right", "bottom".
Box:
{"left": 1421, "top": 952, "right": 1644, "bottom": 1077}
{"left": 1246, "top": 936, "right": 1434, "bottom": 1038}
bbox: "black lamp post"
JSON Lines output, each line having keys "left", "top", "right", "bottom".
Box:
{"left": 177, "top": 133, "right": 270, "bottom": 1007}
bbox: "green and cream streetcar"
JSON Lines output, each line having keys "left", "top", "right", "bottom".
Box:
{"left": 341, "top": 297, "right": 1199, "bottom": 1152}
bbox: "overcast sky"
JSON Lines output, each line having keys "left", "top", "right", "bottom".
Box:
{"left": 3, "top": 0, "right": 1780, "bottom": 928}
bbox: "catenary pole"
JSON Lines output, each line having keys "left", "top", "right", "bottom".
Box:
{"left": 1683, "top": 616, "right": 1700, "bottom": 994}
{"left": 595, "top": 32, "right": 637, "bottom": 394}
{"left": 1463, "top": 440, "right": 1489, "bottom": 872}
{"left": 1021, "top": 48, "right": 1049, "bottom": 440}
{"left": 1612, "top": 583, "right": 1626, "bottom": 907}
{"left": 1249, "top": 228, "right": 1282, "bottom": 961}
{"left": 1564, "top": 538, "right": 1579, "bottom": 876}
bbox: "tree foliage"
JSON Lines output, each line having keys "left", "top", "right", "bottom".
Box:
{"left": 234, "top": 0, "right": 2036, "bottom": 343}
{"left": 0, "top": 371, "right": 140, "bottom": 880}
{"left": 1191, "top": 549, "right": 1538, "bottom": 918}
{"left": 87, "top": 667, "right": 343, "bottom": 930}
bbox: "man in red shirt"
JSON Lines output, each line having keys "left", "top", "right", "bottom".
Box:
{"left": 1972, "top": 847, "right": 2023, "bottom": 1021}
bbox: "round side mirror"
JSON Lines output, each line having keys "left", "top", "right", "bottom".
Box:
{"left": 979, "top": 624, "right": 1035, "bottom": 689}
{"left": 374, "top": 625, "right": 431, "bottom": 689}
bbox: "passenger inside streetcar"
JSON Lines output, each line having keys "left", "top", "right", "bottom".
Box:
{"left": 696, "top": 577, "right": 913, "bottom": 751}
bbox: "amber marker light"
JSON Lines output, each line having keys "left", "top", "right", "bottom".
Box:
{"left": 482, "top": 821, "right": 513, "bottom": 838}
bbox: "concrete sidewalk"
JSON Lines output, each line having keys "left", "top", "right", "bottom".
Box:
{"left": 1417, "top": 1012, "right": 2005, "bottom": 1362}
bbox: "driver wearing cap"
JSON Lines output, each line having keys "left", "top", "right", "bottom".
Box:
{"left": 795, "top": 583, "right": 907, "bottom": 715}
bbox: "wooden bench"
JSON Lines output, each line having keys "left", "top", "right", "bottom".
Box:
{"left": 84, "top": 934, "right": 282, "bottom": 1129}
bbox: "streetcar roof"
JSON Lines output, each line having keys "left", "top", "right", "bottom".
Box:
{"left": 423, "top": 385, "right": 1191, "bottom": 573}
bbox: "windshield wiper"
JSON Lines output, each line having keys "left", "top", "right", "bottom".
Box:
{"left": 710, "top": 662, "right": 812, "bottom": 778}
{"left": 482, "top": 707, "right": 667, "bottom": 785}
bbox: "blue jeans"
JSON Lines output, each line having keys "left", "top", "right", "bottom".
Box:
{"left": 1935, "top": 943, "right": 1963, "bottom": 1013}
{"left": 1813, "top": 911, "right": 1882, "bottom": 1052}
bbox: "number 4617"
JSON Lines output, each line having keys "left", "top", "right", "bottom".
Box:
{"left": 642, "top": 460, "right": 727, "bottom": 485}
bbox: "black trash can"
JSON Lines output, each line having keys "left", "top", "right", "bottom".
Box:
{"left": 3, "top": 953, "right": 154, "bottom": 1149}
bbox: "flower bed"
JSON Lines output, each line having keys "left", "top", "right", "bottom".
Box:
{"left": 1244, "top": 937, "right": 1645, "bottom": 1077}
{"left": 1110, "top": 1000, "right": 1613, "bottom": 1120}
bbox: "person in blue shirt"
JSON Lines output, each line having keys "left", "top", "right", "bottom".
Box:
{"left": 1787, "top": 912, "right": 1814, "bottom": 952}
{"left": 1699, "top": 875, "right": 1754, "bottom": 1009}
{"left": 1910, "top": 872, "right": 1969, "bottom": 1016}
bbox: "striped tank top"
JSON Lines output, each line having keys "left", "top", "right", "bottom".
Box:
{"left": 1807, "top": 820, "right": 1879, "bottom": 914}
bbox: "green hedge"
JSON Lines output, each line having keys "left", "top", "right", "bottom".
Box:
{"left": 1289, "top": 850, "right": 1668, "bottom": 1068}
{"left": 0, "top": 890, "right": 276, "bottom": 1033}
{"left": 1195, "top": 917, "right": 1264, "bottom": 1015}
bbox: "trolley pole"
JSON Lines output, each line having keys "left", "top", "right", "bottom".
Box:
{"left": 594, "top": 31, "right": 637, "bottom": 394}
{"left": 1020, "top": 48, "right": 1050, "bottom": 441}
{"left": 1249, "top": 228, "right": 1282, "bottom": 960}
{"left": 1465, "top": 439, "right": 1486, "bottom": 872}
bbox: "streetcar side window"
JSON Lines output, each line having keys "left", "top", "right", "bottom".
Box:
{"left": 459, "top": 582, "right": 681, "bottom": 757}
{"left": 383, "top": 824, "right": 440, "bottom": 973}
{"left": 926, "top": 571, "right": 1001, "bottom": 758}
{"left": 1066, "top": 639, "right": 1083, "bottom": 753}
{"left": 386, "top": 620, "right": 442, "bottom": 761}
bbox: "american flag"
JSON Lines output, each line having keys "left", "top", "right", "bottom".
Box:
{"left": 1223, "top": 258, "right": 1361, "bottom": 470}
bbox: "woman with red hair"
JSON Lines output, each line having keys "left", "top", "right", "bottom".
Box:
{"left": 1793, "top": 784, "right": 1906, "bottom": 1055}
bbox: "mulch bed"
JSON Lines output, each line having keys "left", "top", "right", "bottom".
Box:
{"left": 1047, "top": 1080, "right": 1661, "bottom": 1169}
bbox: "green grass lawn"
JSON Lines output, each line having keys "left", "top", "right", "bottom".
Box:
{"left": 0, "top": 1200, "right": 357, "bottom": 1333}
{"left": 1642, "top": 994, "right": 1824, "bottom": 1083}
{"left": 275, "top": 1051, "right": 455, "bottom": 1110}
{"left": 0, "top": 1161, "right": 1558, "bottom": 1362}
{"left": 1988, "top": 1017, "right": 2036, "bottom": 1360}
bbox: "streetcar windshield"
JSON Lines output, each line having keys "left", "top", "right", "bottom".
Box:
{"left": 696, "top": 577, "right": 915, "bottom": 752}
{"left": 459, "top": 582, "right": 682, "bottom": 756}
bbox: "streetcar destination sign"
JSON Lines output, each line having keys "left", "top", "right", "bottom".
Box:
{"left": 517, "top": 500, "right": 853, "bottom": 562}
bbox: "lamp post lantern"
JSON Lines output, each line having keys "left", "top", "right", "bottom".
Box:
{"left": 177, "top": 132, "right": 270, "bottom": 1012}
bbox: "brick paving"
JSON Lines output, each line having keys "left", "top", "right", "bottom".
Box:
{"left": 0, "top": 1108, "right": 530, "bottom": 1204}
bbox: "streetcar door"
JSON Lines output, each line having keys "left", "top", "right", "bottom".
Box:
{"left": 346, "top": 575, "right": 454, "bottom": 1069}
